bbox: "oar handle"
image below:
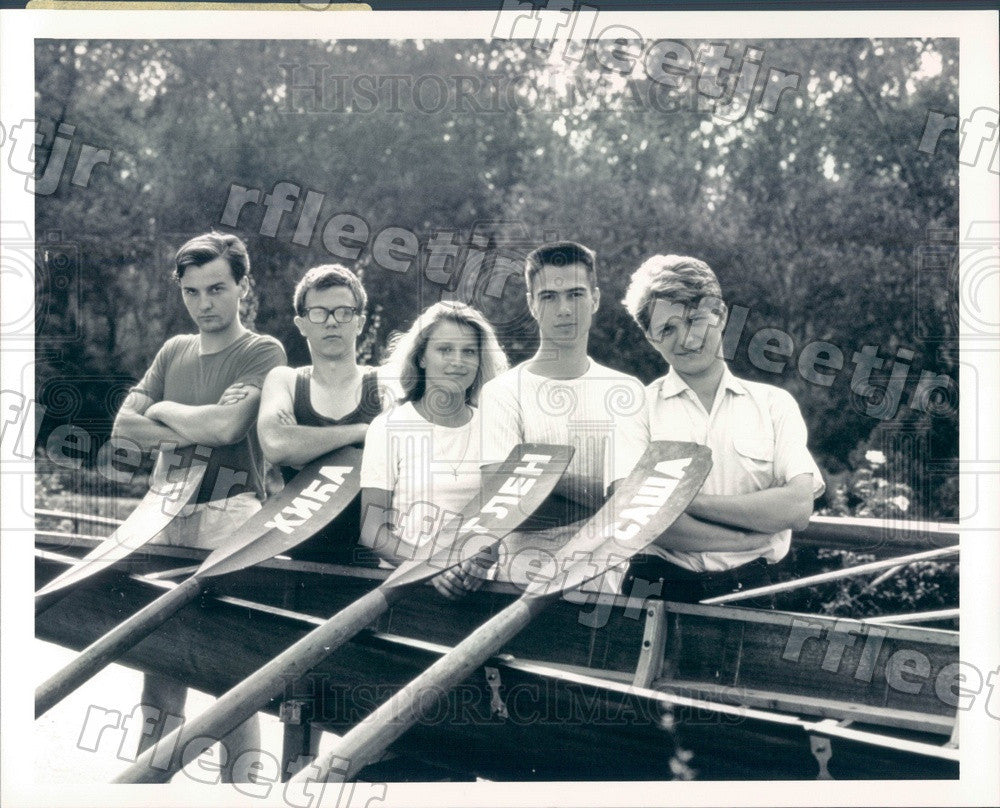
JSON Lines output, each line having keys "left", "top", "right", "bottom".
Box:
{"left": 295, "top": 595, "right": 549, "bottom": 784}
{"left": 36, "top": 576, "right": 205, "bottom": 719}
{"left": 115, "top": 584, "right": 396, "bottom": 784}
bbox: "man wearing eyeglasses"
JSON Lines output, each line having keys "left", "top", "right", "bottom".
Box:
{"left": 616, "top": 255, "right": 825, "bottom": 604}
{"left": 256, "top": 264, "right": 383, "bottom": 562}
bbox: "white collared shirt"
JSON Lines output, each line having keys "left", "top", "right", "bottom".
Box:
{"left": 616, "top": 365, "right": 825, "bottom": 572}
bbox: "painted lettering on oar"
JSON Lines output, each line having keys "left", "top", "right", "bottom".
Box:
{"left": 417, "top": 453, "right": 553, "bottom": 563}
{"left": 263, "top": 466, "right": 352, "bottom": 535}
{"left": 460, "top": 452, "right": 550, "bottom": 532}
{"left": 610, "top": 457, "right": 692, "bottom": 545}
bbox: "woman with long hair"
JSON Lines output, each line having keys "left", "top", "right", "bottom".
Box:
{"left": 359, "top": 301, "right": 508, "bottom": 597}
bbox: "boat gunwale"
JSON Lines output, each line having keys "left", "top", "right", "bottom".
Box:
{"left": 35, "top": 534, "right": 960, "bottom": 646}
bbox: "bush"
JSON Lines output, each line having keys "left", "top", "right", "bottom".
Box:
{"left": 781, "top": 445, "right": 957, "bottom": 622}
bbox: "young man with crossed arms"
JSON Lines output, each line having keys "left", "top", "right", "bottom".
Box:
{"left": 112, "top": 232, "right": 286, "bottom": 780}
{"left": 617, "top": 254, "right": 825, "bottom": 603}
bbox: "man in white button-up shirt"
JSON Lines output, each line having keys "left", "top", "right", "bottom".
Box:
{"left": 617, "top": 254, "right": 825, "bottom": 603}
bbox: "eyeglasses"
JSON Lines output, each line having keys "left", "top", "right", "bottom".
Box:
{"left": 303, "top": 305, "right": 360, "bottom": 324}
{"left": 647, "top": 312, "right": 721, "bottom": 345}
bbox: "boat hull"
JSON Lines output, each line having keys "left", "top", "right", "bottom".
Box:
{"left": 35, "top": 539, "right": 958, "bottom": 781}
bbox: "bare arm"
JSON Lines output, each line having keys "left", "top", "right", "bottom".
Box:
{"left": 144, "top": 382, "right": 262, "bottom": 448}
{"left": 111, "top": 390, "right": 193, "bottom": 453}
{"left": 651, "top": 513, "right": 775, "bottom": 554}
{"left": 686, "top": 474, "right": 816, "bottom": 533}
{"left": 256, "top": 367, "right": 369, "bottom": 468}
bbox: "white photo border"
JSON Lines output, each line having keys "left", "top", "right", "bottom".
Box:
{"left": 2, "top": 7, "right": 998, "bottom": 808}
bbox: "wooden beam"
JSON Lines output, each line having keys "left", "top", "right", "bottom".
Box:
{"left": 661, "top": 601, "right": 959, "bottom": 646}
{"left": 805, "top": 718, "right": 959, "bottom": 762}
{"left": 651, "top": 678, "right": 954, "bottom": 736}
{"left": 633, "top": 600, "right": 667, "bottom": 688}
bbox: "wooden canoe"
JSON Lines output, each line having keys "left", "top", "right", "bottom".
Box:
{"left": 34, "top": 515, "right": 959, "bottom": 782}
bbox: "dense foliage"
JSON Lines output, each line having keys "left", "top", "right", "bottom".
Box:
{"left": 34, "top": 38, "right": 958, "bottom": 518}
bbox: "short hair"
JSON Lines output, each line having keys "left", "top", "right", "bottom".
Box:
{"left": 384, "top": 301, "right": 509, "bottom": 407}
{"left": 622, "top": 254, "right": 724, "bottom": 333}
{"left": 525, "top": 241, "right": 598, "bottom": 293}
{"left": 173, "top": 232, "right": 250, "bottom": 283}
{"left": 293, "top": 264, "right": 367, "bottom": 316}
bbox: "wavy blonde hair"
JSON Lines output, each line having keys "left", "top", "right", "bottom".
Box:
{"left": 622, "top": 254, "right": 724, "bottom": 333}
{"left": 383, "top": 301, "right": 508, "bottom": 406}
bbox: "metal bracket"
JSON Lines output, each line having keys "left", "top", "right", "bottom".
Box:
{"left": 634, "top": 600, "right": 668, "bottom": 687}
{"left": 279, "top": 699, "right": 313, "bottom": 725}
{"left": 945, "top": 713, "right": 959, "bottom": 749}
{"left": 279, "top": 699, "right": 315, "bottom": 781}
{"left": 808, "top": 734, "right": 833, "bottom": 780}
{"left": 484, "top": 666, "right": 509, "bottom": 720}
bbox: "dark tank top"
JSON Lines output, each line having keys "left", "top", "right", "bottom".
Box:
{"left": 280, "top": 367, "right": 382, "bottom": 484}
{"left": 282, "top": 367, "right": 382, "bottom": 565}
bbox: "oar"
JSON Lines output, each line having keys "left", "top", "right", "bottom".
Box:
{"left": 290, "top": 439, "right": 712, "bottom": 784}
{"left": 34, "top": 453, "right": 209, "bottom": 607}
{"left": 114, "top": 444, "right": 573, "bottom": 783}
{"left": 35, "top": 445, "right": 364, "bottom": 718}
{"left": 701, "top": 544, "right": 959, "bottom": 605}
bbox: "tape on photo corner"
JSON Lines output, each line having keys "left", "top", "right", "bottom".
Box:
{"left": 25, "top": 2, "right": 370, "bottom": 10}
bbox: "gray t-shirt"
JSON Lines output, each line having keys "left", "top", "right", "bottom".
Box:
{"left": 134, "top": 331, "right": 286, "bottom": 503}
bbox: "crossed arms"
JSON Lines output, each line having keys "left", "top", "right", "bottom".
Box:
{"left": 687, "top": 474, "right": 816, "bottom": 533}
{"left": 650, "top": 474, "right": 816, "bottom": 554}
{"left": 111, "top": 382, "right": 260, "bottom": 452}
{"left": 595, "top": 451, "right": 817, "bottom": 555}
{"left": 255, "top": 366, "right": 369, "bottom": 468}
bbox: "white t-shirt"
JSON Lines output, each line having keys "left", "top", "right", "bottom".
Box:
{"left": 478, "top": 360, "right": 647, "bottom": 509}
{"left": 615, "top": 365, "right": 825, "bottom": 572}
{"left": 360, "top": 402, "right": 482, "bottom": 559}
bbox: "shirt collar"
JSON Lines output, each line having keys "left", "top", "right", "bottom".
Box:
{"left": 658, "top": 363, "right": 747, "bottom": 399}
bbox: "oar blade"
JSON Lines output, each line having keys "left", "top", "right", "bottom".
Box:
{"left": 197, "top": 446, "right": 364, "bottom": 578}
{"left": 294, "top": 442, "right": 711, "bottom": 783}
{"left": 524, "top": 440, "right": 712, "bottom": 599}
{"left": 382, "top": 444, "right": 574, "bottom": 590}
{"left": 34, "top": 461, "right": 207, "bottom": 598}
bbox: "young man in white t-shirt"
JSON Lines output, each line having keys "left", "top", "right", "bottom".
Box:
{"left": 479, "top": 241, "right": 647, "bottom": 530}
{"left": 618, "top": 254, "right": 825, "bottom": 603}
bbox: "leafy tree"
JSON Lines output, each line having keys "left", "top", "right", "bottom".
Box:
{"left": 34, "top": 38, "right": 958, "bottom": 519}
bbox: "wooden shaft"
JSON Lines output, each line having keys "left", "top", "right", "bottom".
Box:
{"left": 702, "top": 545, "right": 959, "bottom": 605}
{"left": 294, "top": 595, "right": 549, "bottom": 784}
{"left": 864, "top": 564, "right": 906, "bottom": 591}
{"left": 36, "top": 576, "right": 205, "bottom": 718}
{"left": 864, "top": 608, "right": 960, "bottom": 625}
{"left": 115, "top": 585, "right": 396, "bottom": 784}
{"left": 34, "top": 589, "right": 71, "bottom": 618}
{"left": 36, "top": 508, "right": 125, "bottom": 527}
{"left": 35, "top": 554, "right": 121, "bottom": 617}
{"left": 796, "top": 515, "right": 958, "bottom": 551}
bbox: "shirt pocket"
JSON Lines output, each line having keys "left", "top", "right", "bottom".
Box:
{"left": 732, "top": 436, "right": 775, "bottom": 488}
